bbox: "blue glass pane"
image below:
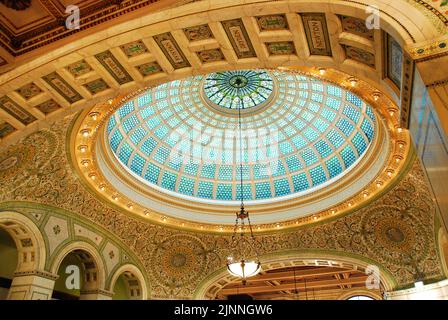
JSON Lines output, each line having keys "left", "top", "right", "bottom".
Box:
{"left": 118, "top": 102, "right": 134, "bottom": 118}
{"left": 236, "top": 184, "right": 252, "bottom": 201}
{"left": 326, "top": 156, "right": 342, "bottom": 178}
{"left": 130, "top": 127, "right": 146, "bottom": 145}
{"left": 153, "top": 146, "right": 170, "bottom": 164}
{"left": 216, "top": 184, "right": 233, "bottom": 200}
{"left": 144, "top": 163, "right": 160, "bottom": 184}
{"left": 361, "top": 118, "right": 374, "bottom": 141}
{"left": 107, "top": 116, "right": 117, "bottom": 134}
{"left": 118, "top": 142, "right": 132, "bottom": 165}
{"left": 197, "top": 181, "right": 213, "bottom": 199}
{"left": 351, "top": 132, "right": 367, "bottom": 156}
{"left": 274, "top": 179, "right": 290, "bottom": 196}
{"left": 161, "top": 171, "right": 177, "bottom": 191}
{"left": 200, "top": 164, "right": 216, "bottom": 179}
{"left": 310, "top": 165, "right": 327, "bottom": 186}
{"left": 130, "top": 153, "right": 145, "bottom": 175}
{"left": 141, "top": 137, "right": 157, "bottom": 156}
{"left": 301, "top": 148, "right": 318, "bottom": 166}
{"left": 122, "top": 115, "right": 139, "bottom": 134}
{"left": 110, "top": 130, "right": 123, "bottom": 152}
{"left": 346, "top": 92, "right": 363, "bottom": 107}
{"left": 218, "top": 165, "right": 233, "bottom": 180}
{"left": 286, "top": 155, "right": 302, "bottom": 172}
{"left": 314, "top": 140, "right": 332, "bottom": 158}
{"left": 336, "top": 118, "right": 354, "bottom": 137}
{"left": 184, "top": 163, "right": 199, "bottom": 176}
{"left": 255, "top": 182, "right": 272, "bottom": 199}
{"left": 178, "top": 177, "right": 195, "bottom": 196}
{"left": 292, "top": 173, "right": 309, "bottom": 192}
{"left": 340, "top": 145, "right": 356, "bottom": 168}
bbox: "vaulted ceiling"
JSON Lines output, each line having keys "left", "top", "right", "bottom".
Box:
{"left": 1, "top": 0, "right": 446, "bottom": 147}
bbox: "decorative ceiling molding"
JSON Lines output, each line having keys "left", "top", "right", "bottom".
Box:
{"left": 2, "top": 1, "right": 424, "bottom": 147}
{"left": 0, "top": 0, "right": 185, "bottom": 56}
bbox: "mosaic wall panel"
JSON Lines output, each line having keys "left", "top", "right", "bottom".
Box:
{"left": 0, "top": 121, "right": 15, "bottom": 139}
{"left": 221, "top": 19, "right": 257, "bottom": 59}
{"left": 0, "top": 116, "right": 444, "bottom": 298}
{"left": 35, "top": 99, "right": 61, "bottom": 115}
{"left": 183, "top": 25, "right": 214, "bottom": 42}
{"left": 42, "top": 72, "right": 83, "bottom": 103}
{"left": 136, "top": 61, "right": 163, "bottom": 77}
{"left": 343, "top": 45, "right": 376, "bottom": 68}
{"left": 153, "top": 32, "right": 191, "bottom": 69}
{"left": 16, "top": 83, "right": 42, "bottom": 100}
{"left": 301, "top": 13, "right": 332, "bottom": 56}
{"left": 197, "top": 49, "right": 225, "bottom": 63}
{"left": 66, "top": 60, "right": 93, "bottom": 78}
{"left": 84, "top": 78, "right": 110, "bottom": 95}
{"left": 0, "top": 96, "right": 36, "bottom": 125}
{"left": 266, "top": 41, "right": 296, "bottom": 55}
{"left": 340, "top": 15, "right": 374, "bottom": 40}
{"left": 95, "top": 51, "right": 134, "bottom": 85}
{"left": 256, "top": 14, "right": 289, "bottom": 31}
{"left": 120, "top": 40, "right": 149, "bottom": 58}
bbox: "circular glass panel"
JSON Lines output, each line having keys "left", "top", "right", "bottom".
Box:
{"left": 203, "top": 70, "right": 274, "bottom": 110}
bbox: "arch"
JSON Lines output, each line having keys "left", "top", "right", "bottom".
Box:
{"left": 0, "top": 211, "right": 46, "bottom": 272}
{"left": 337, "top": 289, "right": 383, "bottom": 300}
{"left": 50, "top": 241, "right": 106, "bottom": 292}
{"left": 109, "top": 264, "right": 149, "bottom": 300}
{"left": 193, "top": 250, "right": 396, "bottom": 299}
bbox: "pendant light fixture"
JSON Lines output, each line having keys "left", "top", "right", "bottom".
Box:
{"left": 226, "top": 89, "right": 261, "bottom": 284}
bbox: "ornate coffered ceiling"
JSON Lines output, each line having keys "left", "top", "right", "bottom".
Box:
{"left": 0, "top": 0, "right": 187, "bottom": 56}
{"left": 0, "top": 0, "right": 447, "bottom": 147}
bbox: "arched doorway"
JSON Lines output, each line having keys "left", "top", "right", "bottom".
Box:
{"left": 194, "top": 251, "right": 395, "bottom": 300}
{"left": 51, "top": 242, "right": 107, "bottom": 300}
{"left": 212, "top": 265, "right": 383, "bottom": 300}
{"left": 0, "top": 211, "right": 47, "bottom": 300}
{"left": 109, "top": 265, "right": 148, "bottom": 300}
{"left": 0, "top": 228, "right": 17, "bottom": 299}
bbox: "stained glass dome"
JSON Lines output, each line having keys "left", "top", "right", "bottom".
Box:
{"left": 107, "top": 70, "right": 376, "bottom": 203}
{"left": 203, "top": 70, "right": 274, "bottom": 111}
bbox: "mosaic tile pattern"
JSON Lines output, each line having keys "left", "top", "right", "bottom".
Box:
{"left": 183, "top": 25, "right": 214, "bottom": 41}
{"left": 136, "top": 61, "right": 163, "bottom": 77}
{"left": 120, "top": 40, "right": 149, "bottom": 58}
{"left": 16, "top": 83, "right": 42, "bottom": 100}
{"left": 256, "top": 14, "right": 289, "bottom": 31}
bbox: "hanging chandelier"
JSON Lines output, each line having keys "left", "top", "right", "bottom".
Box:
{"left": 226, "top": 89, "right": 261, "bottom": 284}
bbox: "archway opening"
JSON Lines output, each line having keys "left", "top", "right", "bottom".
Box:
{"left": 347, "top": 295, "right": 375, "bottom": 300}
{"left": 51, "top": 249, "right": 99, "bottom": 300}
{"left": 213, "top": 265, "right": 382, "bottom": 300}
{"left": 0, "top": 228, "right": 17, "bottom": 300}
{"left": 112, "top": 271, "right": 143, "bottom": 300}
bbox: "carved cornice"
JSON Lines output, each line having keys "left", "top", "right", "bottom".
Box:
{"left": 13, "top": 270, "right": 59, "bottom": 281}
